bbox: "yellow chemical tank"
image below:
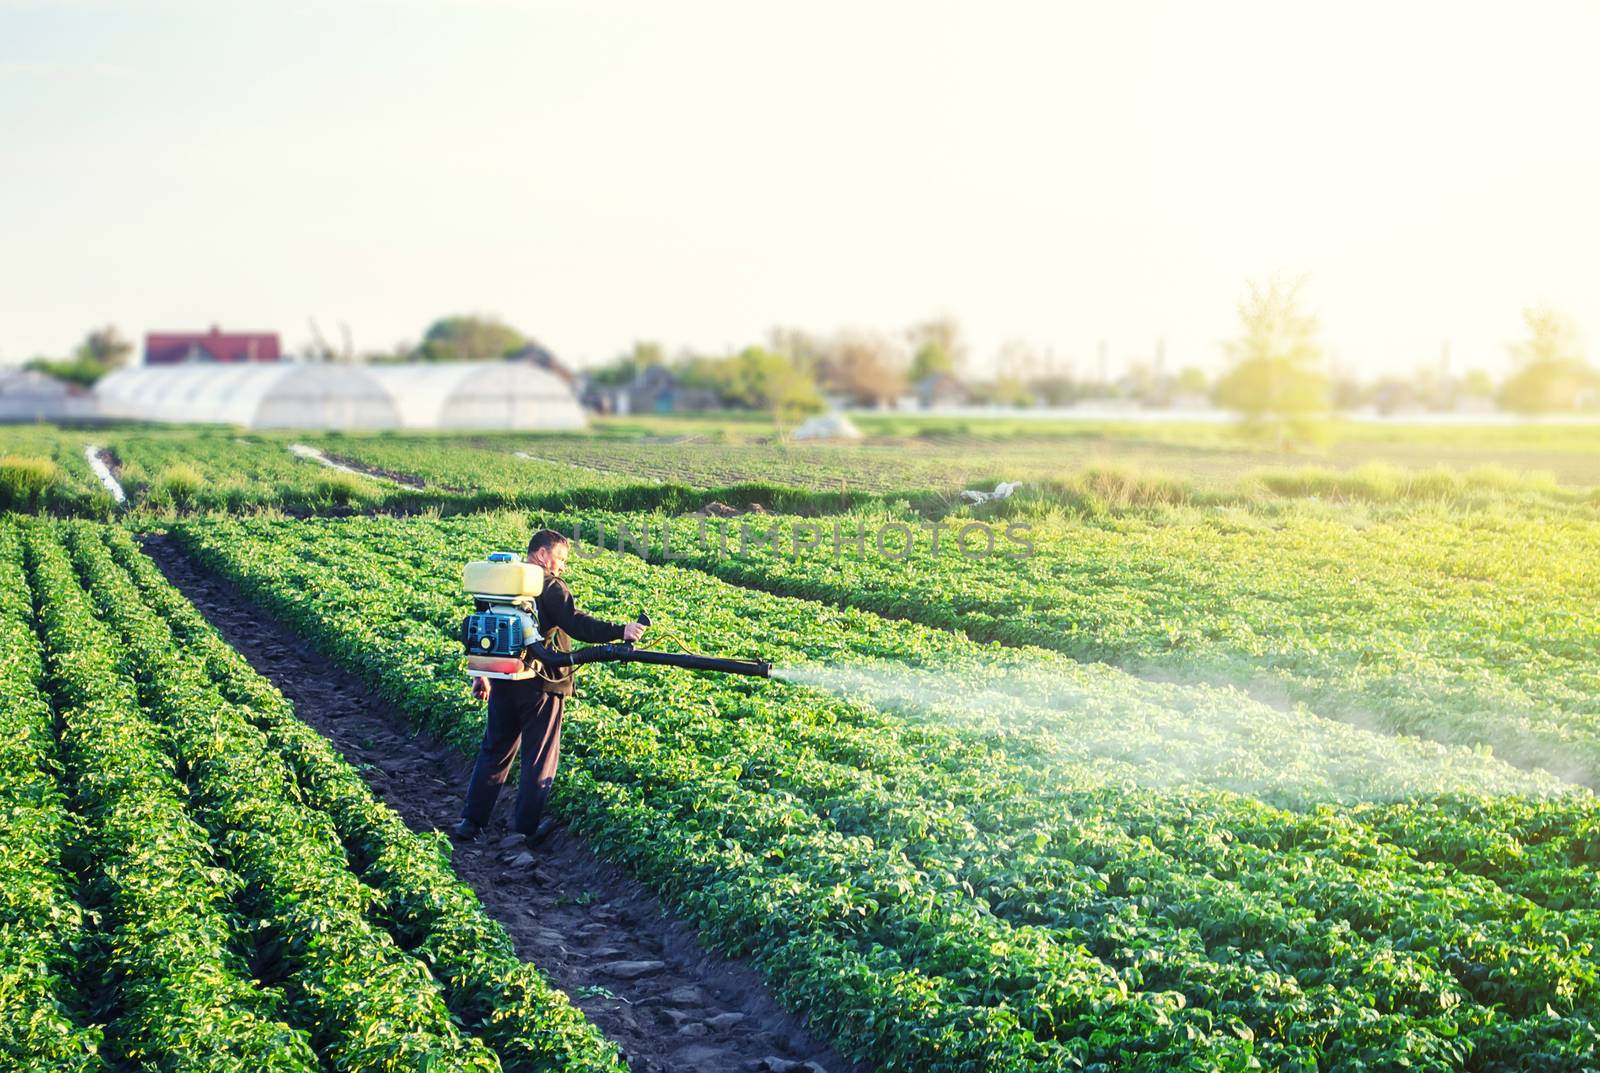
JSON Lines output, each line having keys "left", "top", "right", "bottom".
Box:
{"left": 463, "top": 553, "right": 545, "bottom": 600}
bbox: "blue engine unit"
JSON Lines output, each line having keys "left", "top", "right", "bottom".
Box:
{"left": 462, "top": 608, "right": 534, "bottom": 658}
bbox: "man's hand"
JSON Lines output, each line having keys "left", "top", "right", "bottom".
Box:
{"left": 622, "top": 621, "right": 646, "bottom": 643}
{"left": 471, "top": 676, "right": 491, "bottom": 702}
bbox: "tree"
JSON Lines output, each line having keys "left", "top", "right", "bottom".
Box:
{"left": 906, "top": 316, "right": 968, "bottom": 382}
{"left": 730, "top": 347, "right": 823, "bottom": 430}
{"left": 1176, "top": 365, "right": 1209, "bottom": 397}
{"left": 587, "top": 340, "right": 665, "bottom": 387}
{"left": 1460, "top": 369, "right": 1495, "bottom": 401}
{"left": 78, "top": 325, "right": 132, "bottom": 368}
{"left": 767, "top": 326, "right": 828, "bottom": 372}
{"left": 1031, "top": 375, "right": 1078, "bottom": 406}
{"left": 817, "top": 330, "right": 908, "bottom": 408}
{"left": 25, "top": 324, "right": 132, "bottom": 387}
{"left": 979, "top": 338, "right": 1041, "bottom": 407}
{"left": 299, "top": 318, "right": 361, "bottom": 363}
{"left": 416, "top": 315, "right": 525, "bottom": 362}
{"left": 676, "top": 346, "right": 823, "bottom": 428}
{"left": 1498, "top": 306, "right": 1596, "bottom": 414}
{"left": 1212, "top": 277, "right": 1330, "bottom": 445}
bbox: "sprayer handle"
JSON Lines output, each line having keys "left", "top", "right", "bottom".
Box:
{"left": 637, "top": 611, "right": 652, "bottom": 627}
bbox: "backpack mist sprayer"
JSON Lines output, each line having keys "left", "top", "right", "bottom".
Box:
{"left": 460, "top": 552, "right": 771, "bottom": 680}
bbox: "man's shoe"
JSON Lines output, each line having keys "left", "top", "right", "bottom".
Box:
{"left": 522, "top": 817, "right": 558, "bottom": 848}
{"left": 449, "top": 818, "right": 481, "bottom": 840}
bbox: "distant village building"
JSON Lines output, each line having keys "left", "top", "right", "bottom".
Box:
{"left": 506, "top": 340, "right": 578, "bottom": 386}
{"left": 915, "top": 372, "right": 969, "bottom": 409}
{"left": 144, "top": 325, "right": 281, "bottom": 365}
{"left": 583, "top": 364, "right": 719, "bottom": 415}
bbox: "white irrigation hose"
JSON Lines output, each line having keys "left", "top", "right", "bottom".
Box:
{"left": 84, "top": 445, "right": 127, "bottom": 504}
{"left": 286, "top": 443, "right": 403, "bottom": 486}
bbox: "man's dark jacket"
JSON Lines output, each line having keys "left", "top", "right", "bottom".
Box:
{"left": 526, "top": 576, "right": 625, "bottom": 696}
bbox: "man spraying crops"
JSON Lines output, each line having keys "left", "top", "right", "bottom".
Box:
{"left": 450, "top": 529, "right": 645, "bottom": 846}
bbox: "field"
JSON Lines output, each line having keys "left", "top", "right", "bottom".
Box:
{"left": 2, "top": 414, "right": 1599, "bottom": 1071}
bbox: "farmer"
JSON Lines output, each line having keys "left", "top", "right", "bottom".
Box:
{"left": 450, "top": 529, "right": 645, "bottom": 846}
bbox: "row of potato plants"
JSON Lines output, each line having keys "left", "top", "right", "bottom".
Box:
{"left": 22, "top": 519, "right": 624, "bottom": 1072}
{"left": 21, "top": 520, "right": 325, "bottom": 1071}
{"left": 174, "top": 513, "right": 1600, "bottom": 1071}
{"left": 173, "top": 517, "right": 1266, "bottom": 1071}
{"left": 51, "top": 518, "right": 624, "bottom": 1068}
{"left": 488, "top": 509, "right": 1600, "bottom": 910}
{"left": 15, "top": 424, "right": 884, "bottom": 516}
{"left": 0, "top": 522, "right": 105, "bottom": 1069}
{"left": 353, "top": 505, "right": 1564, "bottom": 812}
{"left": 1345, "top": 795, "right": 1600, "bottom": 912}
{"left": 541, "top": 505, "right": 1600, "bottom": 786}
{"left": 296, "top": 434, "right": 884, "bottom": 514}
{"left": 87, "top": 522, "right": 629, "bottom": 1073}
{"left": 469, "top": 436, "right": 1598, "bottom": 510}
{"left": 207, "top": 512, "right": 1600, "bottom": 915}
{"left": 284, "top": 521, "right": 1600, "bottom": 1055}
{"left": 0, "top": 426, "right": 117, "bottom": 516}
{"left": 100, "top": 430, "right": 394, "bottom": 512}
{"left": 475, "top": 436, "right": 1090, "bottom": 496}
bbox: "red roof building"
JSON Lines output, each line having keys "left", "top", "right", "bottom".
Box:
{"left": 144, "top": 325, "right": 281, "bottom": 364}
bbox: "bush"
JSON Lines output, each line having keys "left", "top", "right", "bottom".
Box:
{"left": 0, "top": 455, "right": 63, "bottom": 511}
{"left": 151, "top": 463, "right": 206, "bottom": 510}
{"left": 311, "top": 471, "right": 372, "bottom": 510}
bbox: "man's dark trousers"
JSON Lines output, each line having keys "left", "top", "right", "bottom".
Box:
{"left": 461, "top": 681, "right": 564, "bottom": 836}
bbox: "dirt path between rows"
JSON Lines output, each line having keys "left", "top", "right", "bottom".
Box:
{"left": 143, "top": 535, "right": 858, "bottom": 1073}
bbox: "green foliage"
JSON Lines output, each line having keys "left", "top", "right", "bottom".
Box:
{"left": 309, "top": 470, "right": 374, "bottom": 509}
{"left": 1176, "top": 365, "right": 1209, "bottom": 395}
{"left": 23, "top": 356, "right": 110, "bottom": 387}
{"left": 970, "top": 375, "right": 1035, "bottom": 408}
{"left": 417, "top": 314, "right": 526, "bottom": 362}
{"left": 0, "top": 527, "right": 106, "bottom": 1070}
{"left": 548, "top": 497, "right": 1600, "bottom": 786}
{"left": 0, "top": 455, "right": 64, "bottom": 510}
{"left": 83, "top": 524, "right": 628, "bottom": 1073}
{"left": 1214, "top": 277, "right": 1331, "bottom": 445}
{"left": 149, "top": 462, "right": 206, "bottom": 509}
{"left": 1499, "top": 306, "right": 1597, "bottom": 414}
{"left": 173, "top": 512, "right": 1600, "bottom": 1070}
{"left": 586, "top": 340, "right": 666, "bottom": 388}
{"left": 25, "top": 325, "right": 132, "bottom": 387}
{"left": 2, "top": 516, "right": 629, "bottom": 1070}
{"left": 679, "top": 346, "right": 824, "bottom": 427}
{"left": 76, "top": 325, "right": 133, "bottom": 367}
{"left": 906, "top": 316, "right": 967, "bottom": 382}
{"left": 22, "top": 521, "right": 322, "bottom": 1071}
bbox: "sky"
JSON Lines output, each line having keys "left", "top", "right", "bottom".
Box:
{"left": 2, "top": 0, "right": 1597, "bottom": 378}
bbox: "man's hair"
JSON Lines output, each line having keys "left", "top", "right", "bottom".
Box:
{"left": 527, "top": 529, "right": 570, "bottom": 558}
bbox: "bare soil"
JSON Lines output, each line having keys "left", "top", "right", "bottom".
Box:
{"left": 143, "top": 535, "right": 859, "bottom": 1073}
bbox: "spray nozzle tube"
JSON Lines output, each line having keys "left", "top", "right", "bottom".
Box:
{"left": 531, "top": 639, "right": 771, "bottom": 678}
{"left": 530, "top": 610, "right": 770, "bottom": 678}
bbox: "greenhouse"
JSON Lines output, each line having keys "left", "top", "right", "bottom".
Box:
{"left": 92, "top": 361, "right": 587, "bottom": 430}
{"left": 367, "top": 362, "right": 586, "bottom": 431}
{"left": 0, "top": 368, "right": 94, "bottom": 422}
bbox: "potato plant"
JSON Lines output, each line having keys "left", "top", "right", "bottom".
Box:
{"left": 4, "top": 518, "right": 628, "bottom": 1072}
{"left": 554, "top": 505, "right": 1600, "bottom": 786}
{"left": 173, "top": 513, "right": 1600, "bottom": 1071}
